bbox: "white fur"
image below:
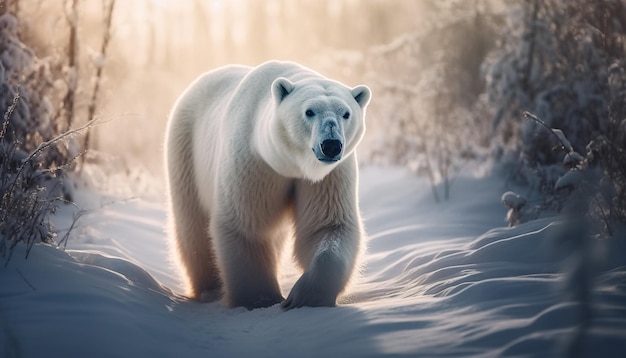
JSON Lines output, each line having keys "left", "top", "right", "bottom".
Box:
{"left": 164, "top": 61, "right": 371, "bottom": 309}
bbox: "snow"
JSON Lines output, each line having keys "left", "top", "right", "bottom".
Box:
{"left": 555, "top": 170, "right": 584, "bottom": 191}
{"left": 563, "top": 151, "right": 583, "bottom": 168}
{"left": 551, "top": 129, "right": 573, "bottom": 153}
{"left": 2, "top": 166, "right": 626, "bottom": 357}
{"left": 501, "top": 191, "right": 527, "bottom": 210}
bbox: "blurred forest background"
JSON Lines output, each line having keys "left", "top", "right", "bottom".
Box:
{"left": 4, "top": 0, "right": 431, "bottom": 174}
{"left": 1, "top": 0, "right": 626, "bottom": 241}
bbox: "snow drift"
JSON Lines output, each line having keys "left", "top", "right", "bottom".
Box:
{"left": 1, "top": 167, "right": 625, "bottom": 357}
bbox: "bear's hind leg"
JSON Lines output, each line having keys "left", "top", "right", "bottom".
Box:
{"left": 166, "top": 112, "right": 223, "bottom": 301}
{"left": 170, "top": 193, "right": 222, "bottom": 301}
{"left": 167, "top": 152, "right": 221, "bottom": 300}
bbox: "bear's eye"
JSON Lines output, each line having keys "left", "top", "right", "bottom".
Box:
{"left": 305, "top": 109, "right": 315, "bottom": 117}
{"left": 343, "top": 111, "right": 350, "bottom": 119}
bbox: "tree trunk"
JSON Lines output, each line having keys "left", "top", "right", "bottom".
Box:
{"left": 84, "top": 0, "right": 116, "bottom": 152}
{"left": 62, "top": 0, "right": 79, "bottom": 131}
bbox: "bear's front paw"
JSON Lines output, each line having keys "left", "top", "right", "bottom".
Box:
{"left": 281, "top": 272, "right": 337, "bottom": 310}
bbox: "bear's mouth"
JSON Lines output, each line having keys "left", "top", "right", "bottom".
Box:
{"left": 316, "top": 157, "right": 340, "bottom": 163}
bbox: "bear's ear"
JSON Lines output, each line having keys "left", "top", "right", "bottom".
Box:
{"left": 272, "top": 77, "right": 294, "bottom": 103}
{"left": 351, "top": 85, "right": 371, "bottom": 108}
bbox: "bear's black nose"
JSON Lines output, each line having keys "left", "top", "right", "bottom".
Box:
{"left": 320, "top": 139, "right": 342, "bottom": 158}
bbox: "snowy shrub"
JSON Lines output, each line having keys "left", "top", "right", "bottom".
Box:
{"left": 360, "top": 0, "right": 499, "bottom": 202}
{"left": 0, "top": 91, "right": 59, "bottom": 261}
{"left": 485, "top": 0, "right": 626, "bottom": 235}
{"left": 0, "top": 12, "right": 89, "bottom": 261}
{"left": 0, "top": 13, "right": 77, "bottom": 168}
{"left": 501, "top": 191, "right": 527, "bottom": 227}
{"left": 485, "top": 0, "right": 626, "bottom": 183}
{"left": 0, "top": 13, "right": 54, "bottom": 260}
{"left": 524, "top": 111, "right": 625, "bottom": 237}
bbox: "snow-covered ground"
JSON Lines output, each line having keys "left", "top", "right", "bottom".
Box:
{"left": 1, "top": 166, "right": 625, "bottom": 357}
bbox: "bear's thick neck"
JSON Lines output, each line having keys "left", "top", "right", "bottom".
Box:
{"left": 253, "top": 111, "right": 302, "bottom": 179}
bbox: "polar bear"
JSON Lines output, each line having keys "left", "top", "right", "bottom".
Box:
{"left": 164, "top": 61, "right": 371, "bottom": 310}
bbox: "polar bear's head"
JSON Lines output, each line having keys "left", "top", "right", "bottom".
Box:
{"left": 269, "top": 77, "right": 371, "bottom": 181}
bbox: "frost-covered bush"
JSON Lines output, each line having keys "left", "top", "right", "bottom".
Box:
{"left": 0, "top": 93, "right": 61, "bottom": 261}
{"left": 501, "top": 191, "right": 528, "bottom": 227}
{"left": 0, "top": 13, "right": 76, "bottom": 261}
{"left": 485, "top": 0, "right": 626, "bottom": 183}
{"left": 0, "top": 13, "right": 74, "bottom": 168}
{"left": 521, "top": 111, "right": 625, "bottom": 237}
{"left": 487, "top": 0, "right": 626, "bottom": 235}
{"left": 360, "top": 1, "right": 499, "bottom": 201}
